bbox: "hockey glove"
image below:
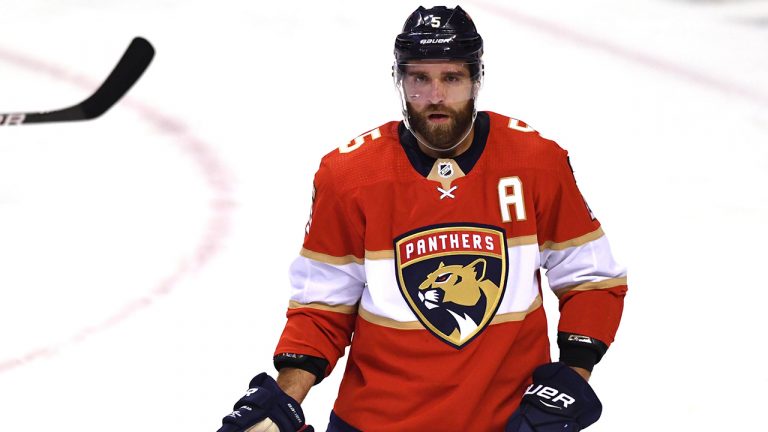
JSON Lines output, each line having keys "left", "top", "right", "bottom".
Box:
{"left": 217, "top": 373, "right": 313, "bottom": 432}
{"left": 505, "top": 362, "right": 602, "bottom": 432}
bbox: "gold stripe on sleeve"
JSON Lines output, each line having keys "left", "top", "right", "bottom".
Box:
{"left": 507, "top": 235, "right": 539, "bottom": 247}
{"left": 288, "top": 300, "right": 359, "bottom": 314}
{"left": 358, "top": 307, "right": 426, "bottom": 329}
{"left": 539, "top": 227, "right": 604, "bottom": 252}
{"left": 489, "top": 295, "right": 543, "bottom": 325}
{"left": 364, "top": 249, "right": 395, "bottom": 260}
{"left": 552, "top": 277, "right": 628, "bottom": 299}
{"left": 299, "top": 248, "right": 364, "bottom": 265}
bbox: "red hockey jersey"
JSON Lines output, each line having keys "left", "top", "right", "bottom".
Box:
{"left": 275, "top": 111, "right": 627, "bottom": 431}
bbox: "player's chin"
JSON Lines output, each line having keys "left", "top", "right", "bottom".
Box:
{"left": 425, "top": 122, "right": 456, "bottom": 138}
{"left": 422, "top": 138, "right": 457, "bottom": 153}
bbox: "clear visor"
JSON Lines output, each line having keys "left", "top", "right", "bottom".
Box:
{"left": 393, "top": 60, "right": 483, "bottom": 152}
{"left": 393, "top": 60, "right": 482, "bottom": 105}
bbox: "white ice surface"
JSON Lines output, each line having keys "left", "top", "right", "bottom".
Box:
{"left": 1, "top": 0, "right": 767, "bottom": 430}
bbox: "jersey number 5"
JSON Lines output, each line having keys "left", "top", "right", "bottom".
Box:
{"left": 339, "top": 128, "right": 382, "bottom": 153}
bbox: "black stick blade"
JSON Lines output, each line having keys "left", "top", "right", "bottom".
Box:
{"left": 78, "top": 37, "right": 155, "bottom": 119}
{"left": 0, "top": 37, "right": 155, "bottom": 126}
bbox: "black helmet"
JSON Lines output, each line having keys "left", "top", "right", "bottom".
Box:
{"left": 394, "top": 6, "right": 483, "bottom": 63}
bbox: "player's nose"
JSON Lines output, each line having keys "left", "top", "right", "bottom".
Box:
{"left": 426, "top": 81, "right": 446, "bottom": 104}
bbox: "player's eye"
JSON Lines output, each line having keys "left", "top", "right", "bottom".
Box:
{"left": 435, "top": 274, "right": 450, "bottom": 283}
{"left": 444, "top": 73, "right": 466, "bottom": 84}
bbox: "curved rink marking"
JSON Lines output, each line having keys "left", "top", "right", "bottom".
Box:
{"left": 0, "top": 43, "right": 235, "bottom": 374}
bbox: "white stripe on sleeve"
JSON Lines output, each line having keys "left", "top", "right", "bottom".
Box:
{"left": 541, "top": 235, "right": 627, "bottom": 292}
{"left": 289, "top": 255, "right": 366, "bottom": 306}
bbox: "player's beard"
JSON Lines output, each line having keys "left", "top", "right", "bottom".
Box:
{"left": 407, "top": 100, "right": 474, "bottom": 151}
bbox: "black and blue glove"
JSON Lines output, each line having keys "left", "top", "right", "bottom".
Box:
{"left": 506, "top": 362, "right": 602, "bottom": 432}
{"left": 217, "top": 373, "right": 313, "bottom": 432}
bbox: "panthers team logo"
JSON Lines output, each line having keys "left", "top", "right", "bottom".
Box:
{"left": 394, "top": 223, "right": 508, "bottom": 349}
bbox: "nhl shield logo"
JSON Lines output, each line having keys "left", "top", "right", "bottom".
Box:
{"left": 438, "top": 161, "right": 454, "bottom": 178}
{"left": 394, "top": 223, "right": 508, "bottom": 349}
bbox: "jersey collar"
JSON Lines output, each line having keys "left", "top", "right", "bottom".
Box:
{"left": 398, "top": 111, "right": 490, "bottom": 178}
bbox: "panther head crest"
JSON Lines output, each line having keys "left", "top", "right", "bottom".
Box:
{"left": 417, "top": 258, "right": 500, "bottom": 341}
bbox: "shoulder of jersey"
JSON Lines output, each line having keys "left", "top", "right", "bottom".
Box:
{"left": 323, "top": 120, "right": 400, "bottom": 158}
{"left": 485, "top": 111, "right": 567, "bottom": 165}
{"left": 311, "top": 121, "right": 403, "bottom": 193}
{"left": 317, "top": 120, "right": 402, "bottom": 176}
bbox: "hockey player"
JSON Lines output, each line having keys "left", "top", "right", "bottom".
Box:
{"left": 217, "top": 5, "right": 627, "bottom": 432}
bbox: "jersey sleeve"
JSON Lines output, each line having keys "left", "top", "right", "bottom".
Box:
{"left": 535, "top": 144, "right": 628, "bottom": 368}
{"left": 274, "top": 157, "right": 365, "bottom": 376}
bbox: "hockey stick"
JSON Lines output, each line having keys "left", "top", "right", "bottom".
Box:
{"left": 0, "top": 37, "right": 155, "bottom": 126}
